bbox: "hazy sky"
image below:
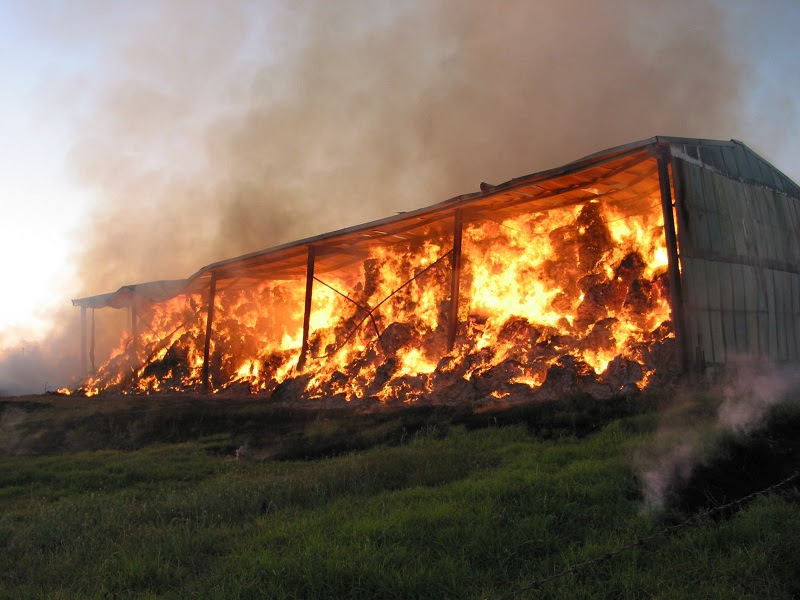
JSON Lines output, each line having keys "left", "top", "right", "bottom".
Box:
{"left": 0, "top": 0, "right": 799, "bottom": 391}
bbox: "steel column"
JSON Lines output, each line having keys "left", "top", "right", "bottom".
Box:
{"left": 447, "top": 209, "right": 464, "bottom": 351}
{"left": 129, "top": 304, "right": 139, "bottom": 383}
{"left": 298, "top": 246, "right": 316, "bottom": 370}
{"left": 80, "top": 306, "right": 87, "bottom": 376}
{"left": 656, "top": 147, "right": 689, "bottom": 374}
{"left": 90, "top": 308, "right": 96, "bottom": 373}
{"left": 130, "top": 306, "right": 138, "bottom": 350}
{"left": 202, "top": 271, "right": 218, "bottom": 391}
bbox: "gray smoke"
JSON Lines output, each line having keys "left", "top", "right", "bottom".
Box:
{"left": 58, "top": 0, "right": 750, "bottom": 293}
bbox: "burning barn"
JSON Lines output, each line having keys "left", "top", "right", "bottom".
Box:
{"left": 70, "top": 136, "right": 800, "bottom": 406}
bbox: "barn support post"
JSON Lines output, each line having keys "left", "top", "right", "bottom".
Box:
{"left": 80, "top": 306, "right": 87, "bottom": 377}
{"left": 656, "top": 146, "right": 689, "bottom": 374}
{"left": 297, "top": 246, "right": 316, "bottom": 370}
{"left": 90, "top": 308, "right": 96, "bottom": 373}
{"left": 130, "top": 306, "right": 138, "bottom": 350}
{"left": 202, "top": 271, "right": 218, "bottom": 392}
{"left": 129, "top": 304, "right": 139, "bottom": 383}
{"left": 447, "top": 209, "right": 464, "bottom": 351}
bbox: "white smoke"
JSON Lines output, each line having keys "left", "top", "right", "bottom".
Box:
{"left": 638, "top": 356, "right": 800, "bottom": 510}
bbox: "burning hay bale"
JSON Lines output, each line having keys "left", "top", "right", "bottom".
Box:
{"left": 77, "top": 189, "right": 676, "bottom": 405}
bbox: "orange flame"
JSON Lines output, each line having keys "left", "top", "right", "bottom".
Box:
{"left": 80, "top": 190, "right": 675, "bottom": 403}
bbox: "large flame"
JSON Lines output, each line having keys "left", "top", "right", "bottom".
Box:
{"left": 80, "top": 190, "right": 675, "bottom": 403}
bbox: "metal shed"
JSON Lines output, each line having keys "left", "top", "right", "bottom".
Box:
{"left": 72, "top": 136, "right": 800, "bottom": 385}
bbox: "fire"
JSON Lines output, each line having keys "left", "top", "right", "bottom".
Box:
{"left": 78, "top": 189, "right": 675, "bottom": 404}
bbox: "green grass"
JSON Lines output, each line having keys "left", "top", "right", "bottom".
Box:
{"left": 0, "top": 393, "right": 798, "bottom": 598}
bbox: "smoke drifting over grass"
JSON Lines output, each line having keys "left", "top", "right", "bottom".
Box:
{"left": 637, "top": 358, "right": 800, "bottom": 510}
{"left": 2, "top": 0, "right": 797, "bottom": 392}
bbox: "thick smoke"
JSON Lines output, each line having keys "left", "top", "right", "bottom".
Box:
{"left": 0, "top": 0, "right": 785, "bottom": 392}
{"left": 59, "top": 0, "right": 748, "bottom": 293}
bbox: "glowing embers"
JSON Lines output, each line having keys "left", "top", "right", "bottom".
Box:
{"left": 80, "top": 193, "right": 676, "bottom": 403}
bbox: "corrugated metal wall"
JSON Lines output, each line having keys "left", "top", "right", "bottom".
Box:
{"left": 672, "top": 143, "right": 800, "bottom": 368}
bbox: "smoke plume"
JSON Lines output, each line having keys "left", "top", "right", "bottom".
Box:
{"left": 637, "top": 358, "right": 800, "bottom": 510}
{"left": 3, "top": 0, "right": 795, "bottom": 391}
{"left": 57, "top": 0, "right": 748, "bottom": 291}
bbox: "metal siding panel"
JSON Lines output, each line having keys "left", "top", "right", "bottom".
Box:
{"left": 782, "top": 271, "right": 796, "bottom": 360}
{"left": 772, "top": 192, "right": 791, "bottom": 264}
{"left": 684, "top": 163, "right": 712, "bottom": 255}
{"left": 746, "top": 312, "right": 760, "bottom": 356}
{"left": 690, "top": 309, "right": 714, "bottom": 367}
{"left": 793, "top": 272, "right": 800, "bottom": 315}
{"left": 756, "top": 267, "right": 769, "bottom": 357}
{"left": 705, "top": 258, "right": 722, "bottom": 311}
{"left": 688, "top": 258, "right": 716, "bottom": 363}
{"left": 679, "top": 256, "right": 703, "bottom": 369}
{"left": 719, "top": 147, "right": 737, "bottom": 179}
{"left": 780, "top": 194, "right": 798, "bottom": 267}
{"left": 696, "top": 162, "right": 715, "bottom": 212}
{"left": 752, "top": 184, "right": 773, "bottom": 263}
{"left": 681, "top": 256, "right": 703, "bottom": 311}
{"left": 701, "top": 309, "right": 716, "bottom": 365}
{"left": 703, "top": 172, "right": 726, "bottom": 256}
{"left": 769, "top": 193, "right": 783, "bottom": 265}
{"left": 753, "top": 187, "right": 773, "bottom": 264}
{"left": 774, "top": 194, "right": 790, "bottom": 266}
{"left": 701, "top": 146, "right": 726, "bottom": 174}
{"left": 775, "top": 270, "right": 788, "bottom": 360}
{"left": 748, "top": 153, "right": 772, "bottom": 187}
{"left": 710, "top": 309, "right": 727, "bottom": 364}
{"left": 742, "top": 264, "right": 758, "bottom": 356}
{"left": 780, "top": 194, "right": 799, "bottom": 264}
{"left": 697, "top": 209, "right": 713, "bottom": 254}
{"left": 742, "top": 263, "right": 758, "bottom": 313}
{"left": 764, "top": 189, "right": 781, "bottom": 264}
{"left": 769, "top": 190, "right": 785, "bottom": 252}
{"left": 741, "top": 187, "right": 760, "bottom": 260}
{"left": 789, "top": 272, "right": 797, "bottom": 360}
{"left": 786, "top": 271, "right": 796, "bottom": 360}
{"left": 767, "top": 269, "right": 779, "bottom": 359}
{"left": 682, "top": 299, "right": 700, "bottom": 368}
{"left": 775, "top": 173, "right": 788, "bottom": 195}
{"left": 731, "top": 262, "right": 748, "bottom": 355}
{"left": 742, "top": 150, "right": 764, "bottom": 185}
{"left": 706, "top": 261, "right": 726, "bottom": 363}
{"left": 735, "top": 146, "right": 756, "bottom": 182}
{"left": 765, "top": 161, "right": 784, "bottom": 192}
{"left": 789, "top": 197, "right": 800, "bottom": 264}
{"left": 712, "top": 175, "right": 738, "bottom": 259}
{"left": 680, "top": 160, "right": 701, "bottom": 212}
{"left": 719, "top": 261, "right": 736, "bottom": 357}
{"left": 796, "top": 313, "right": 800, "bottom": 363}
{"left": 673, "top": 160, "right": 697, "bottom": 256}
{"left": 726, "top": 179, "right": 749, "bottom": 259}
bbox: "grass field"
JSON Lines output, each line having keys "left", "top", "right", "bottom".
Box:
{"left": 1, "top": 391, "right": 799, "bottom": 599}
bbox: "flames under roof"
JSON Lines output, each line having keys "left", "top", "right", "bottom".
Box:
{"left": 72, "top": 135, "right": 798, "bottom": 310}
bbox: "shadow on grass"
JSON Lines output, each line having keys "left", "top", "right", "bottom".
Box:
{"left": 1, "top": 390, "right": 662, "bottom": 459}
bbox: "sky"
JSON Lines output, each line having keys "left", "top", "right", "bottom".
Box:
{"left": 0, "top": 0, "right": 799, "bottom": 393}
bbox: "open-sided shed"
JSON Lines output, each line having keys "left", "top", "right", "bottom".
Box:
{"left": 72, "top": 136, "right": 800, "bottom": 388}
